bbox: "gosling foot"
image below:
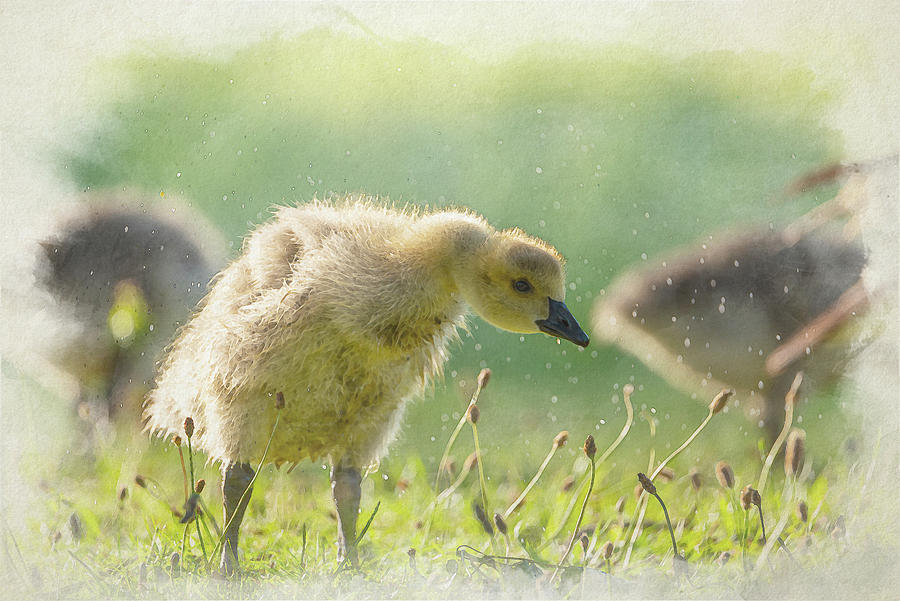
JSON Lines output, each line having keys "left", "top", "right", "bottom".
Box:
{"left": 220, "top": 461, "right": 255, "bottom": 576}
{"left": 331, "top": 462, "right": 362, "bottom": 566}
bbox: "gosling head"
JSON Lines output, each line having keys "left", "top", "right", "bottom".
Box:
{"left": 456, "top": 228, "right": 590, "bottom": 348}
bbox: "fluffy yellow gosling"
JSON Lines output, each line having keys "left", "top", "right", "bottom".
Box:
{"left": 145, "top": 196, "right": 588, "bottom": 572}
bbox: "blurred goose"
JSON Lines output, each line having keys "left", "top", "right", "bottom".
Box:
{"left": 144, "top": 196, "right": 588, "bottom": 572}
{"left": 34, "top": 197, "right": 224, "bottom": 423}
{"left": 591, "top": 161, "right": 886, "bottom": 436}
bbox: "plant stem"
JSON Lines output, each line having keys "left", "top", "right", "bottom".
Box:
{"left": 503, "top": 445, "right": 557, "bottom": 519}
{"left": 470, "top": 421, "right": 498, "bottom": 555}
{"left": 649, "top": 491, "right": 678, "bottom": 558}
{"left": 176, "top": 446, "right": 189, "bottom": 501}
{"left": 651, "top": 410, "right": 713, "bottom": 480}
{"left": 757, "top": 505, "right": 767, "bottom": 544}
{"left": 434, "top": 379, "right": 485, "bottom": 491}
{"left": 757, "top": 372, "right": 803, "bottom": 498}
{"left": 551, "top": 456, "right": 596, "bottom": 583}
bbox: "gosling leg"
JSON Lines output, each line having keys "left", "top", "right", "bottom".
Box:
{"left": 330, "top": 462, "right": 362, "bottom": 566}
{"left": 220, "top": 461, "right": 255, "bottom": 576}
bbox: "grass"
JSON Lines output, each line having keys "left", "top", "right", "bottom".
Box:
{"left": 2, "top": 374, "right": 888, "bottom": 600}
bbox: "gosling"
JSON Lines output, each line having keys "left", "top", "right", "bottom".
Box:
{"left": 144, "top": 196, "right": 589, "bottom": 572}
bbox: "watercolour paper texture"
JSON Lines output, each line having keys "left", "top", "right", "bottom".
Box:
{"left": 1, "top": 2, "right": 897, "bottom": 598}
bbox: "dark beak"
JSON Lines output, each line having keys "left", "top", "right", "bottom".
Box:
{"left": 535, "top": 298, "right": 590, "bottom": 348}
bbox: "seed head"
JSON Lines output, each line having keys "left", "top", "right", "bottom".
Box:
{"left": 689, "top": 469, "right": 702, "bottom": 491}
{"left": 740, "top": 485, "right": 753, "bottom": 510}
{"left": 601, "top": 541, "right": 614, "bottom": 560}
{"left": 477, "top": 368, "right": 491, "bottom": 389}
{"left": 553, "top": 430, "right": 569, "bottom": 449}
{"left": 183, "top": 417, "right": 194, "bottom": 439}
{"left": 750, "top": 488, "right": 762, "bottom": 508}
{"left": 709, "top": 388, "right": 734, "bottom": 414}
{"left": 637, "top": 472, "right": 657, "bottom": 495}
{"left": 831, "top": 515, "right": 846, "bottom": 539}
{"left": 785, "top": 428, "right": 806, "bottom": 477}
{"left": 134, "top": 474, "right": 147, "bottom": 488}
{"left": 170, "top": 551, "right": 181, "bottom": 575}
{"left": 657, "top": 467, "right": 675, "bottom": 482}
{"left": 493, "top": 512, "right": 508, "bottom": 536}
{"left": 561, "top": 475, "right": 576, "bottom": 493}
{"left": 195, "top": 479, "right": 206, "bottom": 494}
{"left": 580, "top": 533, "right": 590, "bottom": 554}
{"left": 68, "top": 512, "right": 85, "bottom": 540}
{"left": 583, "top": 435, "right": 597, "bottom": 459}
{"left": 473, "top": 502, "right": 494, "bottom": 535}
{"left": 717, "top": 551, "right": 732, "bottom": 566}
{"left": 275, "top": 391, "right": 285, "bottom": 410}
{"left": 797, "top": 501, "right": 808, "bottom": 523}
{"left": 407, "top": 547, "right": 417, "bottom": 569}
{"left": 715, "top": 461, "right": 735, "bottom": 489}
{"left": 466, "top": 404, "right": 480, "bottom": 425}
{"left": 464, "top": 452, "right": 479, "bottom": 471}
{"left": 118, "top": 486, "right": 128, "bottom": 502}
{"left": 172, "top": 435, "right": 182, "bottom": 447}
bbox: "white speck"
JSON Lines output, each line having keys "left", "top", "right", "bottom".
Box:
{"left": 710, "top": 279, "right": 717, "bottom": 288}
{"left": 684, "top": 337, "right": 691, "bottom": 348}
{"left": 666, "top": 278, "right": 673, "bottom": 286}
{"left": 536, "top": 108, "right": 542, "bottom": 114}
{"left": 718, "top": 304, "right": 726, "bottom": 314}
{"left": 671, "top": 316, "right": 677, "bottom": 322}
{"left": 758, "top": 381, "right": 765, "bottom": 390}
{"left": 176, "top": 172, "right": 182, "bottom": 178}
{"left": 784, "top": 285, "right": 789, "bottom": 293}
{"left": 536, "top": 167, "right": 543, "bottom": 174}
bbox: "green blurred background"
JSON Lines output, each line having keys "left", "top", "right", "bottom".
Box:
{"left": 60, "top": 30, "right": 848, "bottom": 471}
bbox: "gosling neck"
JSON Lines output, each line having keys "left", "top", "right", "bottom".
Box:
{"left": 408, "top": 212, "right": 496, "bottom": 294}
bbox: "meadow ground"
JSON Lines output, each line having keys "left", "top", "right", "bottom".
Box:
{"left": 3, "top": 371, "right": 897, "bottom": 600}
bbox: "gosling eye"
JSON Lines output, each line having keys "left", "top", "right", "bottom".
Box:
{"left": 513, "top": 279, "right": 533, "bottom": 293}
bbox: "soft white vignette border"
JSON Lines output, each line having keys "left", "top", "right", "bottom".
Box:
{"left": 1, "top": 1, "right": 897, "bottom": 598}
